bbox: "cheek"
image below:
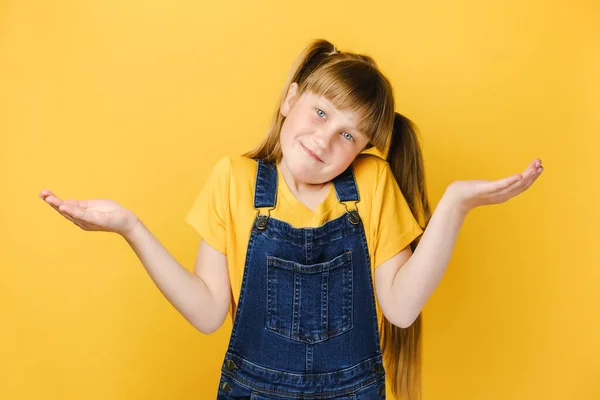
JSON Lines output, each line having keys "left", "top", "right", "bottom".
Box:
{"left": 279, "top": 125, "right": 301, "bottom": 158}
{"left": 337, "top": 143, "right": 359, "bottom": 159}
{"left": 326, "top": 145, "right": 351, "bottom": 162}
{"left": 287, "top": 109, "right": 317, "bottom": 132}
{"left": 280, "top": 120, "right": 309, "bottom": 147}
{"left": 331, "top": 147, "right": 360, "bottom": 171}
{"left": 279, "top": 120, "right": 295, "bottom": 144}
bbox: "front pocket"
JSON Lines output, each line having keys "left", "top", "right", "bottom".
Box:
{"left": 266, "top": 251, "right": 353, "bottom": 344}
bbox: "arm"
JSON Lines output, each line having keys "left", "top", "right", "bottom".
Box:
{"left": 376, "top": 159, "right": 543, "bottom": 328}
{"left": 123, "top": 220, "right": 230, "bottom": 334}
{"left": 375, "top": 193, "right": 466, "bottom": 328}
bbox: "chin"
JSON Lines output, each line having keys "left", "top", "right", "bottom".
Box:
{"left": 284, "top": 157, "right": 324, "bottom": 184}
{"left": 278, "top": 147, "right": 322, "bottom": 184}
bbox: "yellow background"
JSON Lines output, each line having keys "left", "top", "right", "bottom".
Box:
{"left": 2, "top": 1, "right": 598, "bottom": 399}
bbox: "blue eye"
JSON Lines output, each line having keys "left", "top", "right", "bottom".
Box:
{"left": 316, "top": 108, "right": 354, "bottom": 141}
{"left": 341, "top": 132, "right": 354, "bottom": 141}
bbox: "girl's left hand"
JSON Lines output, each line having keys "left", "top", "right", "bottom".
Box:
{"left": 446, "top": 158, "right": 544, "bottom": 214}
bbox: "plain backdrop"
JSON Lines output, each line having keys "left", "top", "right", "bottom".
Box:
{"left": 1, "top": 1, "right": 598, "bottom": 399}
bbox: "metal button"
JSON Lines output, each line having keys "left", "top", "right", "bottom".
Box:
{"left": 220, "top": 381, "right": 232, "bottom": 392}
{"left": 256, "top": 215, "right": 269, "bottom": 229}
{"left": 225, "top": 359, "right": 237, "bottom": 371}
{"left": 372, "top": 362, "right": 385, "bottom": 375}
{"left": 347, "top": 209, "right": 360, "bottom": 224}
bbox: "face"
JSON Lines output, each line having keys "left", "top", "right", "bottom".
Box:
{"left": 279, "top": 83, "right": 370, "bottom": 185}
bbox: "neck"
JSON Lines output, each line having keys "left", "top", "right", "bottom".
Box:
{"left": 277, "top": 160, "right": 329, "bottom": 196}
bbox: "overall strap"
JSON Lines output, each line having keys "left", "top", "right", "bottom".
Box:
{"left": 253, "top": 159, "right": 361, "bottom": 227}
{"left": 332, "top": 165, "right": 360, "bottom": 203}
{"left": 333, "top": 165, "right": 361, "bottom": 224}
{"left": 253, "top": 159, "right": 278, "bottom": 209}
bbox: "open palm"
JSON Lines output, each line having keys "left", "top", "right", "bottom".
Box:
{"left": 39, "top": 189, "right": 139, "bottom": 235}
{"left": 447, "top": 158, "right": 544, "bottom": 213}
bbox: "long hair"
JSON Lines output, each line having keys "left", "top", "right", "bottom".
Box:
{"left": 243, "top": 39, "right": 432, "bottom": 399}
{"left": 379, "top": 112, "right": 432, "bottom": 400}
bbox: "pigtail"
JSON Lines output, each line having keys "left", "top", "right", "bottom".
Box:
{"left": 387, "top": 113, "right": 431, "bottom": 232}
{"left": 380, "top": 112, "right": 431, "bottom": 400}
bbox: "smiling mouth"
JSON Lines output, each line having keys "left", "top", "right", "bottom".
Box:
{"left": 301, "top": 143, "right": 323, "bottom": 162}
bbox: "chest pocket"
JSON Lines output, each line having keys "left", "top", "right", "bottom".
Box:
{"left": 265, "top": 251, "right": 354, "bottom": 344}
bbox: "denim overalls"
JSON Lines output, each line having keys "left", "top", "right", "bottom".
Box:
{"left": 217, "top": 160, "right": 386, "bottom": 399}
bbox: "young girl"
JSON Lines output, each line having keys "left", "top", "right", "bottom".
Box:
{"left": 40, "top": 39, "right": 543, "bottom": 399}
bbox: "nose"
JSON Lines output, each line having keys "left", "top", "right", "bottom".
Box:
{"left": 312, "top": 127, "right": 335, "bottom": 150}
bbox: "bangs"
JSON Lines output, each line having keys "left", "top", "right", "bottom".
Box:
{"left": 299, "top": 59, "right": 393, "bottom": 149}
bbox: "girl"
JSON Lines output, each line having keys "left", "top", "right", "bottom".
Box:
{"left": 40, "top": 39, "right": 543, "bottom": 399}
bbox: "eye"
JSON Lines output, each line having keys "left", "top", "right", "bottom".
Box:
{"left": 341, "top": 132, "right": 354, "bottom": 141}
{"left": 315, "top": 108, "right": 354, "bottom": 141}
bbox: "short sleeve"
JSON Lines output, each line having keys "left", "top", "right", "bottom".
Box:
{"left": 184, "top": 156, "right": 231, "bottom": 254}
{"left": 371, "top": 163, "right": 424, "bottom": 269}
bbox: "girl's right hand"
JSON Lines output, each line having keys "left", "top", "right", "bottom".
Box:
{"left": 39, "top": 189, "right": 139, "bottom": 237}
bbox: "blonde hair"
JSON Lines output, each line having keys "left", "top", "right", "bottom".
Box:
{"left": 244, "top": 39, "right": 432, "bottom": 400}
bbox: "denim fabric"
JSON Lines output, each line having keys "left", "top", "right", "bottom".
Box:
{"left": 217, "top": 160, "right": 385, "bottom": 399}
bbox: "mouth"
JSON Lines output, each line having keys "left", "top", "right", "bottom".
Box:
{"left": 301, "top": 143, "right": 324, "bottom": 163}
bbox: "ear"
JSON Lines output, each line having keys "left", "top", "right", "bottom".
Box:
{"left": 280, "top": 82, "right": 299, "bottom": 117}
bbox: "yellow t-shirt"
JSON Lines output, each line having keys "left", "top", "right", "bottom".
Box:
{"left": 185, "top": 153, "right": 423, "bottom": 330}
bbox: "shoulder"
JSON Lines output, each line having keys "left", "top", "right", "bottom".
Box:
{"left": 227, "top": 155, "right": 259, "bottom": 180}
{"left": 209, "top": 155, "right": 257, "bottom": 178}
{"left": 351, "top": 153, "right": 390, "bottom": 184}
{"left": 208, "top": 156, "right": 260, "bottom": 198}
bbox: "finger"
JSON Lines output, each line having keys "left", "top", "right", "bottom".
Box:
{"left": 45, "top": 197, "right": 77, "bottom": 224}
{"left": 519, "top": 167, "right": 543, "bottom": 192}
{"left": 60, "top": 209, "right": 93, "bottom": 230}
{"left": 41, "top": 194, "right": 84, "bottom": 226}
{"left": 43, "top": 196, "right": 69, "bottom": 215}
{"left": 57, "top": 207, "right": 80, "bottom": 225}
{"left": 481, "top": 174, "right": 523, "bottom": 195}
{"left": 483, "top": 161, "right": 543, "bottom": 202}
{"left": 524, "top": 159, "right": 543, "bottom": 174}
{"left": 498, "top": 165, "right": 543, "bottom": 198}
{"left": 526, "top": 158, "right": 539, "bottom": 168}
{"left": 47, "top": 196, "right": 90, "bottom": 211}
{"left": 520, "top": 161, "right": 544, "bottom": 184}
{"left": 41, "top": 191, "right": 63, "bottom": 204}
{"left": 59, "top": 204, "right": 86, "bottom": 220}
{"left": 494, "top": 160, "right": 543, "bottom": 195}
{"left": 44, "top": 195, "right": 60, "bottom": 207}
{"left": 59, "top": 204, "right": 101, "bottom": 226}
{"left": 63, "top": 199, "right": 89, "bottom": 209}
{"left": 39, "top": 189, "right": 56, "bottom": 199}
{"left": 57, "top": 207, "right": 80, "bottom": 226}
